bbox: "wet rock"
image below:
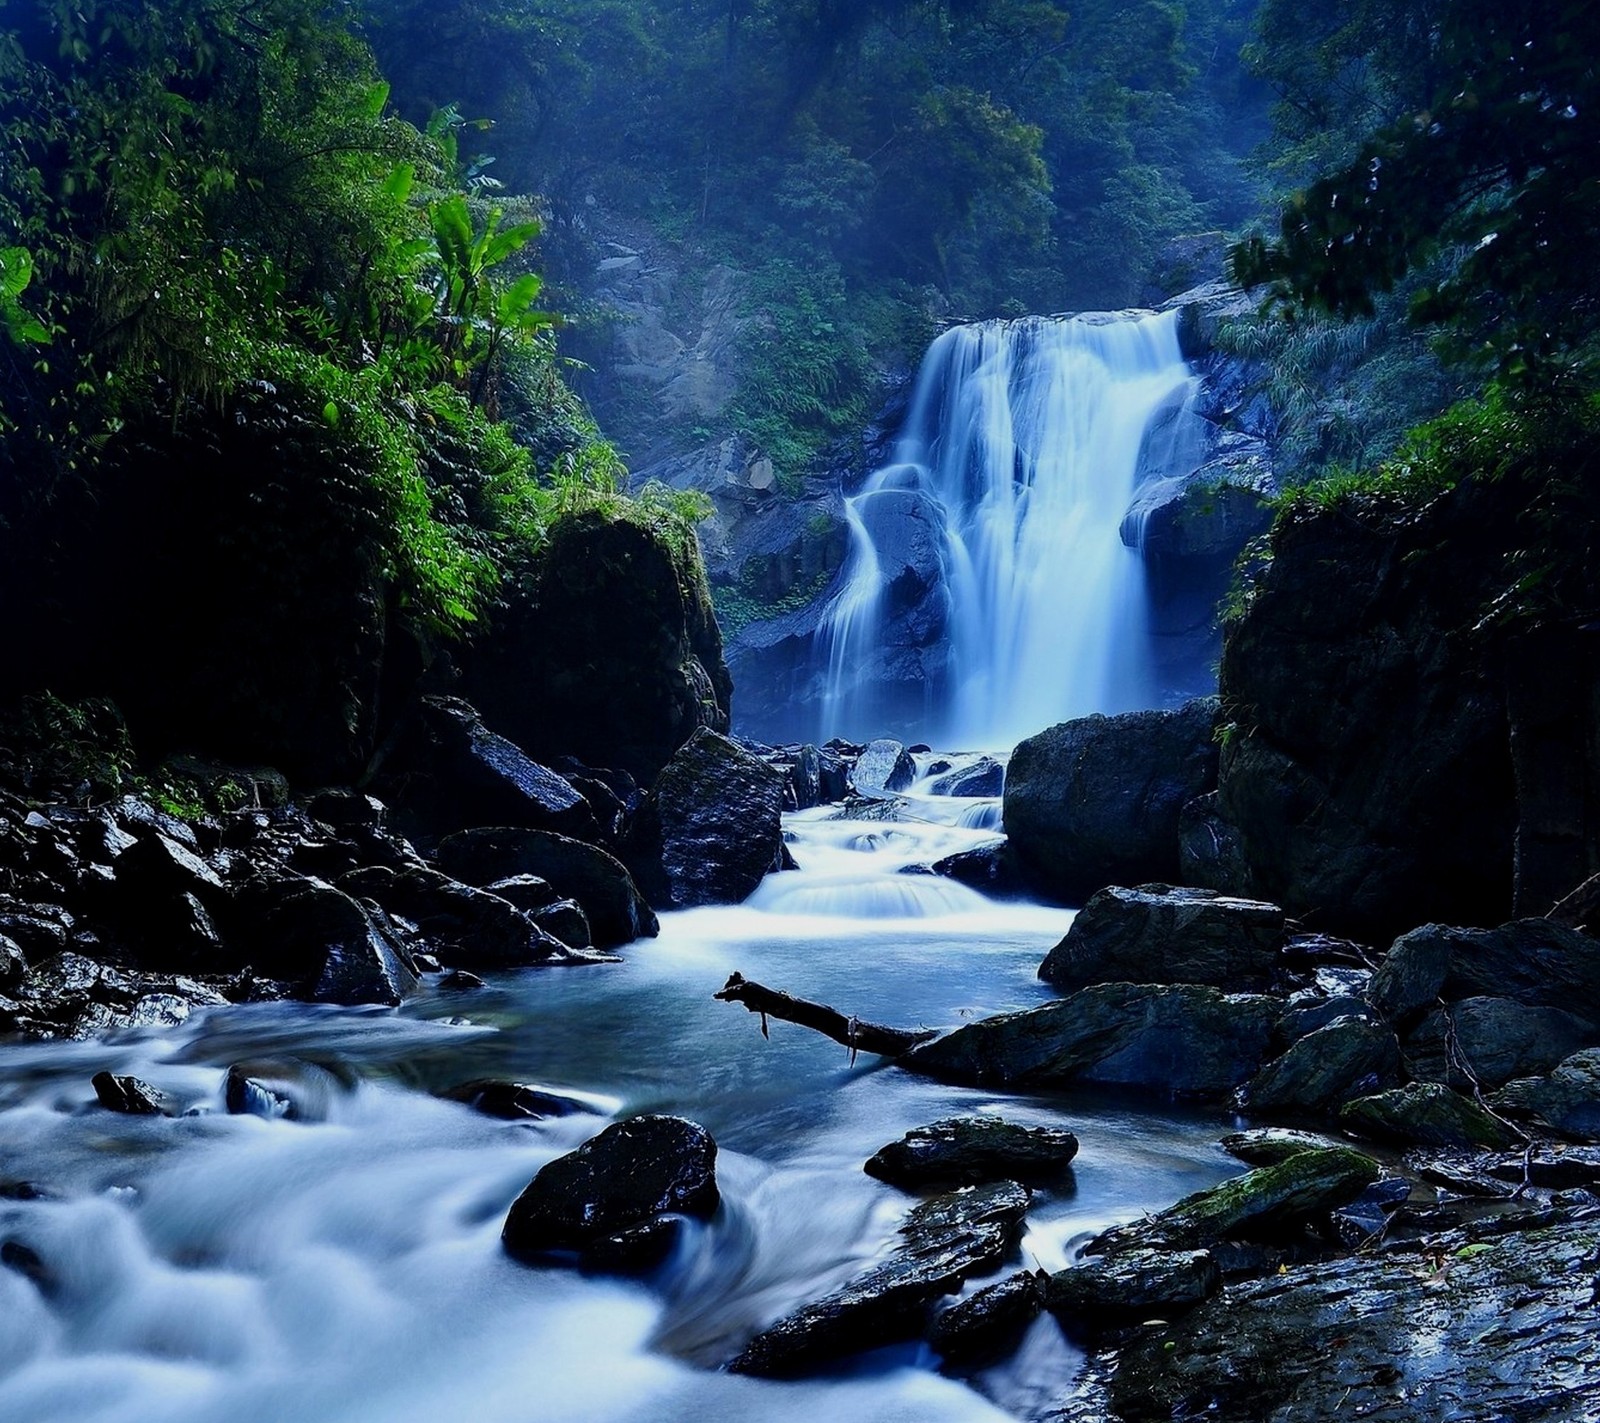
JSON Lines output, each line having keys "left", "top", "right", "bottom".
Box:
{"left": 729, "top": 1180, "right": 1030, "bottom": 1377}
{"left": 927, "top": 1269, "right": 1047, "bottom": 1363}
{"left": 928, "top": 842, "right": 1024, "bottom": 896}
{"left": 623, "top": 729, "right": 785, "bottom": 909}
{"left": 1102, "top": 1218, "right": 1600, "bottom": 1422}
{"left": 864, "top": 1117, "right": 1079, "bottom": 1188}
{"left": 1403, "top": 997, "right": 1597, "bottom": 1091}
{"left": 788, "top": 744, "right": 849, "bottom": 809}
{"left": 435, "top": 828, "right": 657, "bottom": 948}
{"left": 1220, "top": 1128, "right": 1351, "bottom": 1167}
{"left": 438, "top": 970, "right": 484, "bottom": 992}
{"left": 1340, "top": 1082, "right": 1522, "bottom": 1151}
{"left": 1493, "top": 1048, "right": 1600, "bottom": 1140}
{"left": 1046, "top": 1249, "right": 1221, "bottom": 1332}
{"left": 0, "top": 933, "right": 25, "bottom": 990}
{"left": 393, "top": 696, "right": 599, "bottom": 841}
{"left": 1369, "top": 919, "right": 1600, "bottom": 1029}
{"left": 124, "top": 993, "right": 195, "bottom": 1029}
{"left": 1328, "top": 1177, "right": 1413, "bottom": 1249}
{"left": 1274, "top": 990, "right": 1376, "bottom": 1046}
{"left": 927, "top": 758, "right": 1004, "bottom": 798}
{"left": 114, "top": 795, "right": 201, "bottom": 853}
{"left": 1085, "top": 1148, "right": 1381, "bottom": 1257}
{"left": 531, "top": 898, "right": 592, "bottom": 951}
{"left": 338, "top": 864, "right": 573, "bottom": 969}
{"left": 904, "top": 982, "right": 1279, "bottom": 1099}
{"left": 0, "top": 1239, "right": 53, "bottom": 1293}
{"left": 1005, "top": 698, "right": 1219, "bottom": 903}
{"left": 502, "top": 1115, "right": 719, "bottom": 1268}
{"left": 1238, "top": 1016, "right": 1402, "bottom": 1116}
{"left": 91, "top": 1070, "right": 172, "bottom": 1116}
{"left": 304, "top": 789, "right": 388, "bottom": 833}
{"left": 1038, "top": 884, "right": 1284, "bottom": 991}
{"left": 262, "top": 880, "right": 418, "bottom": 1006}
{"left": 1176, "top": 791, "right": 1251, "bottom": 894}
{"left": 482, "top": 874, "right": 560, "bottom": 914}
{"left": 853, "top": 739, "right": 917, "bottom": 798}
{"left": 0, "top": 904, "right": 72, "bottom": 960}
{"left": 223, "top": 1066, "right": 294, "bottom": 1119}
{"left": 444, "top": 1080, "right": 598, "bottom": 1120}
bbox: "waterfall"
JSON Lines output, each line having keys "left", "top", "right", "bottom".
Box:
{"left": 816, "top": 310, "right": 1208, "bottom": 747}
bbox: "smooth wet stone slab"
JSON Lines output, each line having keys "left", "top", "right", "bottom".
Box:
{"left": 728, "top": 1180, "right": 1030, "bottom": 1377}
{"left": 927, "top": 1269, "right": 1046, "bottom": 1363}
{"left": 865, "top": 1116, "right": 1078, "bottom": 1188}
{"left": 1047, "top": 1248, "right": 1221, "bottom": 1331}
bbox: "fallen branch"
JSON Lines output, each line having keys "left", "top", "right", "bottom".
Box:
{"left": 713, "top": 972, "right": 938, "bottom": 1062}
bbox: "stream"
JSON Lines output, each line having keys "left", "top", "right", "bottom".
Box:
{"left": 0, "top": 771, "right": 1241, "bottom": 1423}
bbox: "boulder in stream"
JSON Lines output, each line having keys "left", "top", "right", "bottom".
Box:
{"left": 729, "top": 1179, "right": 1030, "bottom": 1377}
{"left": 853, "top": 739, "right": 918, "bottom": 798}
{"left": 1038, "top": 883, "right": 1284, "bottom": 991}
{"left": 435, "top": 827, "right": 657, "bottom": 948}
{"left": 903, "top": 982, "right": 1279, "bottom": 1099}
{"left": 1004, "top": 698, "right": 1219, "bottom": 903}
{"left": 501, "top": 1115, "right": 719, "bottom": 1272}
{"left": 927, "top": 1269, "right": 1047, "bottom": 1363}
{"left": 864, "top": 1117, "right": 1079, "bottom": 1188}
{"left": 1046, "top": 1249, "right": 1222, "bottom": 1332}
{"left": 623, "top": 729, "right": 786, "bottom": 909}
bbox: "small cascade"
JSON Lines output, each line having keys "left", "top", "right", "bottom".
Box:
{"left": 816, "top": 310, "right": 1208, "bottom": 746}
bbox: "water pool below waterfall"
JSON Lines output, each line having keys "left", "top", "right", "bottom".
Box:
{"left": 0, "top": 793, "right": 1241, "bottom": 1423}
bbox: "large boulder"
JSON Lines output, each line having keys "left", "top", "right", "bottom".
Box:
{"left": 1369, "top": 919, "right": 1600, "bottom": 1030}
{"left": 1338, "top": 1082, "right": 1522, "bottom": 1151}
{"left": 1493, "top": 1048, "right": 1600, "bottom": 1140}
{"left": 1238, "top": 1017, "right": 1402, "bottom": 1116}
{"left": 261, "top": 880, "right": 419, "bottom": 1007}
{"left": 501, "top": 1115, "right": 719, "bottom": 1271}
{"left": 903, "top": 982, "right": 1279, "bottom": 1100}
{"left": 1401, "top": 997, "right": 1596, "bottom": 1091}
{"left": 1004, "top": 699, "right": 1220, "bottom": 903}
{"left": 852, "top": 738, "right": 917, "bottom": 798}
{"left": 1047, "top": 1249, "right": 1222, "bottom": 1332}
{"left": 864, "top": 1117, "right": 1079, "bottom": 1188}
{"left": 434, "top": 827, "right": 657, "bottom": 948}
{"left": 1038, "top": 884, "right": 1284, "bottom": 991}
{"left": 464, "top": 509, "right": 732, "bottom": 785}
{"left": 728, "top": 1179, "right": 1030, "bottom": 1377}
{"left": 622, "top": 729, "right": 785, "bottom": 909}
{"left": 1212, "top": 472, "right": 1600, "bottom": 940}
{"left": 382, "top": 697, "right": 598, "bottom": 841}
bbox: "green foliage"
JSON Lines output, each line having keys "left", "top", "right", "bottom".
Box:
{"left": 1233, "top": 0, "right": 1600, "bottom": 384}
{"left": 712, "top": 564, "right": 834, "bottom": 639}
{"left": 0, "top": 247, "right": 50, "bottom": 346}
{"left": 0, "top": 693, "right": 137, "bottom": 802}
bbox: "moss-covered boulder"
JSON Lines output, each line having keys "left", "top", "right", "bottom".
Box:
{"left": 466, "top": 509, "right": 732, "bottom": 784}
{"left": 1339, "top": 1082, "right": 1522, "bottom": 1151}
{"left": 1084, "top": 1147, "right": 1381, "bottom": 1256}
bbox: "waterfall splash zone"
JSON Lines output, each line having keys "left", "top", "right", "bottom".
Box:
{"left": 818, "top": 311, "right": 1206, "bottom": 747}
{"left": 0, "top": 800, "right": 1237, "bottom": 1423}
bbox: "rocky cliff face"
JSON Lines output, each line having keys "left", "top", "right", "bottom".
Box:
{"left": 1211, "top": 471, "right": 1600, "bottom": 939}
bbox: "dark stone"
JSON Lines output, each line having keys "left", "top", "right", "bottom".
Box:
{"left": 928, "top": 842, "right": 1025, "bottom": 896}
{"left": 444, "top": 1080, "right": 598, "bottom": 1120}
{"left": 501, "top": 1115, "right": 719, "bottom": 1267}
{"left": 1238, "top": 1017, "right": 1402, "bottom": 1116}
{"left": 482, "top": 874, "right": 560, "bottom": 914}
{"left": 1084, "top": 1148, "right": 1381, "bottom": 1256}
{"left": 0, "top": 933, "right": 25, "bottom": 990}
{"left": 389, "top": 696, "right": 598, "bottom": 841}
{"left": 927, "top": 1270, "right": 1047, "bottom": 1363}
{"left": 1046, "top": 1249, "right": 1221, "bottom": 1331}
{"left": 435, "top": 828, "right": 657, "bottom": 948}
{"left": 337, "top": 864, "right": 573, "bottom": 969}
{"left": 788, "top": 744, "right": 849, "bottom": 809}
{"left": 304, "top": 789, "right": 387, "bottom": 833}
{"left": 1274, "top": 990, "right": 1376, "bottom": 1046}
{"left": 864, "top": 1117, "right": 1079, "bottom": 1188}
{"left": 261, "top": 880, "right": 418, "bottom": 1006}
{"left": 91, "top": 1070, "right": 171, "bottom": 1116}
{"left": 1177, "top": 792, "right": 1251, "bottom": 893}
{"left": 113, "top": 831, "right": 226, "bottom": 904}
{"left": 622, "top": 729, "right": 785, "bottom": 909}
{"left": 1004, "top": 698, "right": 1219, "bottom": 903}
{"left": 1038, "top": 884, "right": 1284, "bottom": 991}
{"left": 1339, "top": 1082, "right": 1521, "bottom": 1151}
{"left": 531, "top": 899, "right": 592, "bottom": 951}
{"left": 223, "top": 1066, "right": 294, "bottom": 1119}
{"left": 1370, "top": 919, "right": 1600, "bottom": 1030}
{"left": 1, "top": 1239, "right": 54, "bottom": 1293}
{"left": 439, "top": 970, "right": 484, "bottom": 992}
{"left": 904, "top": 982, "right": 1279, "bottom": 1100}
{"left": 853, "top": 739, "right": 918, "bottom": 798}
{"left": 1402, "top": 997, "right": 1597, "bottom": 1091}
{"left": 729, "top": 1180, "right": 1031, "bottom": 1377}
{"left": 1328, "top": 1177, "right": 1414, "bottom": 1249}
{"left": 1102, "top": 1218, "right": 1600, "bottom": 1423}
{"left": 927, "top": 757, "right": 1004, "bottom": 798}
{"left": 1494, "top": 1048, "right": 1600, "bottom": 1140}
{"left": 465, "top": 509, "right": 733, "bottom": 784}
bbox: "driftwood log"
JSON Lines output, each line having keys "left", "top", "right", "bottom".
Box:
{"left": 713, "top": 972, "right": 938, "bottom": 1062}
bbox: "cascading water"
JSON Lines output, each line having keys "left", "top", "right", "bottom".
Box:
{"left": 817, "top": 311, "right": 1208, "bottom": 747}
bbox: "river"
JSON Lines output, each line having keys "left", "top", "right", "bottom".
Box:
{"left": 0, "top": 772, "right": 1240, "bottom": 1422}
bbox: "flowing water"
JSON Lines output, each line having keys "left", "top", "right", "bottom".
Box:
{"left": 817, "top": 311, "right": 1207, "bottom": 747}
{"left": 0, "top": 794, "right": 1239, "bottom": 1423}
